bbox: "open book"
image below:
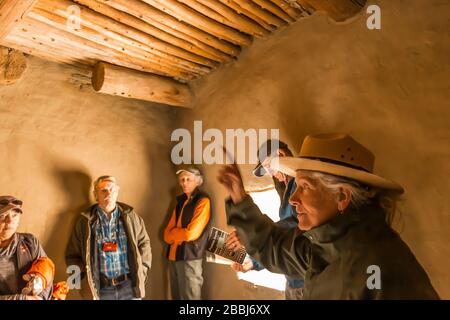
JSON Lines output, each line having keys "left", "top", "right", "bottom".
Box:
{"left": 206, "top": 227, "right": 247, "bottom": 264}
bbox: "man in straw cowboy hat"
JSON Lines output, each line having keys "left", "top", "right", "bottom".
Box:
{"left": 218, "top": 133, "right": 439, "bottom": 299}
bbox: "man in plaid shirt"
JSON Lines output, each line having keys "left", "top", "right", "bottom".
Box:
{"left": 96, "top": 205, "right": 130, "bottom": 281}
{"left": 66, "top": 176, "right": 152, "bottom": 300}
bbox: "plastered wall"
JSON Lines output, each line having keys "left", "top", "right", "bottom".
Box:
{"left": 0, "top": 57, "right": 179, "bottom": 299}
{"left": 175, "top": 0, "right": 450, "bottom": 299}
{"left": 1, "top": 0, "right": 448, "bottom": 300}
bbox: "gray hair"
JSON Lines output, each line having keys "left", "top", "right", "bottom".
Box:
{"left": 93, "top": 175, "right": 117, "bottom": 190}
{"left": 177, "top": 168, "right": 203, "bottom": 186}
{"left": 299, "top": 170, "right": 401, "bottom": 226}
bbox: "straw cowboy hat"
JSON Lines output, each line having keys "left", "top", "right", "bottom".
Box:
{"left": 273, "top": 133, "right": 404, "bottom": 193}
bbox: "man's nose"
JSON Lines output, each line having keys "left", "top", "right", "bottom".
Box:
{"left": 289, "top": 194, "right": 298, "bottom": 206}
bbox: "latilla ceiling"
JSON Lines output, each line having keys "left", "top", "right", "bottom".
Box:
{"left": 0, "top": 0, "right": 367, "bottom": 106}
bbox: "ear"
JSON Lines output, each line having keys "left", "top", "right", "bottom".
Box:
{"left": 337, "top": 187, "right": 352, "bottom": 212}
{"left": 277, "top": 149, "right": 287, "bottom": 157}
{"left": 93, "top": 190, "right": 98, "bottom": 201}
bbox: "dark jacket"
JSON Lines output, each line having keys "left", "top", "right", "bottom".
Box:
{"left": 226, "top": 196, "right": 439, "bottom": 299}
{"left": 251, "top": 178, "right": 303, "bottom": 289}
{"left": 164, "top": 189, "right": 211, "bottom": 261}
{"left": 0, "top": 233, "right": 52, "bottom": 300}
{"left": 65, "top": 202, "right": 152, "bottom": 300}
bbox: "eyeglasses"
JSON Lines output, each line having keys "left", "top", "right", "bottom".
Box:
{"left": 0, "top": 198, "right": 23, "bottom": 207}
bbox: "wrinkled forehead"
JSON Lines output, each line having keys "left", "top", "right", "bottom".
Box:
{"left": 178, "top": 171, "right": 196, "bottom": 179}
{"left": 96, "top": 180, "right": 118, "bottom": 189}
{"left": 295, "top": 170, "right": 320, "bottom": 183}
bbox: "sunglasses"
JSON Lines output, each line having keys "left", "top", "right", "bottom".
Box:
{"left": 0, "top": 199, "right": 23, "bottom": 207}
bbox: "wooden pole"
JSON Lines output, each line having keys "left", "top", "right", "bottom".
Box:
{"left": 217, "top": 0, "right": 276, "bottom": 32}
{"left": 2, "top": 39, "right": 92, "bottom": 71}
{"left": 179, "top": 0, "right": 269, "bottom": 38}
{"left": 253, "top": 0, "right": 294, "bottom": 23}
{"left": 0, "top": 46, "right": 27, "bottom": 85}
{"left": 141, "top": 0, "right": 252, "bottom": 46}
{"left": 33, "top": 0, "right": 211, "bottom": 76}
{"left": 15, "top": 16, "right": 194, "bottom": 81}
{"left": 233, "top": 0, "right": 285, "bottom": 27}
{"left": 38, "top": 0, "right": 217, "bottom": 69}
{"left": 72, "top": 0, "right": 230, "bottom": 63}
{"left": 296, "top": 0, "right": 367, "bottom": 22}
{"left": 270, "top": 0, "right": 303, "bottom": 20}
{"left": 25, "top": 10, "right": 196, "bottom": 80}
{"left": 91, "top": 0, "right": 240, "bottom": 57}
{"left": 0, "top": 0, "right": 38, "bottom": 40}
{"left": 92, "top": 62, "right": 194, "bottom": 108}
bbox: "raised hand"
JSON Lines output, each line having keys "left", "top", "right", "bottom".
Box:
{"left": 217, "top": 147, "right": 247, "bottom": 204}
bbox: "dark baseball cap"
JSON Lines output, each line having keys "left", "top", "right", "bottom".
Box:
{"left": 0, "top": 196, "right": 23, "bottom": 215}
{"left": 253, "top": 139, "right": 288, "bottom": 177}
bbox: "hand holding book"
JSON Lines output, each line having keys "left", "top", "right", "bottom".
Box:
{"left": 206, "top": 227, "right": 247, "bottom": 264}
{"left": 225, "top": 230, "right": 243, "bottom": 251}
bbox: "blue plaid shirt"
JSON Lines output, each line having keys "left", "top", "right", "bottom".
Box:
{"left": 96, "top": 206, "right": 130, "bottom": 279}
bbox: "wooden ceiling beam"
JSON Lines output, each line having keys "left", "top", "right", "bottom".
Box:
{"left": 0, "top": 0, "right": 38, "bottom": 40}
{"left": 2, "top": 38, "right": 95, "bottom": 69}
{"left": 141, "top": 0, "right": 252, "bottom": 46}
{"left": 253, "top": 0, "right": 294, "bottom": 23}
{"left": 86, "top": 0, "right": 235, "bottom": 61}
{"left": 71, "top": 0, "right": 227, "bottom": 64}
{"left": 296, "top": 0, "right": 367, "bottom": 22}
{"left": 178, "top": 0, "right": 270, "bottom": 38}
{"left": 27, "top": 9, "right": 198, "bottom": 79}
{"left": 12, "top": 16, "right": 195, "bottom": 81}
{"left": 269, "top": 0, "right": 304, "bottom": 20}
{"left": 217, "top": 0, "right": 276, "bottom": 32}
{"left": 91, "top": 0, "right": 240, "bottom": 57}
{"left": 92, "top": 62, "right": 194, "bottom": 108}
{"left": 34, "top": 0, "right": 210, "bottom": 76}
{"left": 233, "top": 0, "right": 286, "bottom": 27}
{"left": 39, "top": 0, "right": 218, "bottom": 69}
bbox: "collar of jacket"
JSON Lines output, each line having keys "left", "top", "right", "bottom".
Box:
{"left": 0, "top": 233, "right": 19, "bottom": 257}
{"left": 176, "top": 187, "right": 202, "bottom": 203}
{"left": 80, "top": 202, "right": 134, "bottom": 221}
{"left": 302, "top": 203, "right": 384, "bottom": 244}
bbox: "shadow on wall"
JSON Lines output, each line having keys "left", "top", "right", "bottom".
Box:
{"left": 144, "top": 139, "right": 181, "bottom": 300}
{"left": 44, "top": 169, "right": 92, "bottom": 299}
{"left": 158, "top": 185, "right": 179, "bottom": 300}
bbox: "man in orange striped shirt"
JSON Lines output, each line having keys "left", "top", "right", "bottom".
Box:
{"left": 163, "top": 167, "right": 211, "bottom": 300}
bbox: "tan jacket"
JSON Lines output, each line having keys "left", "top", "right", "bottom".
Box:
{"left": 66, "top": 202, "right": 151, "bottom": 299}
